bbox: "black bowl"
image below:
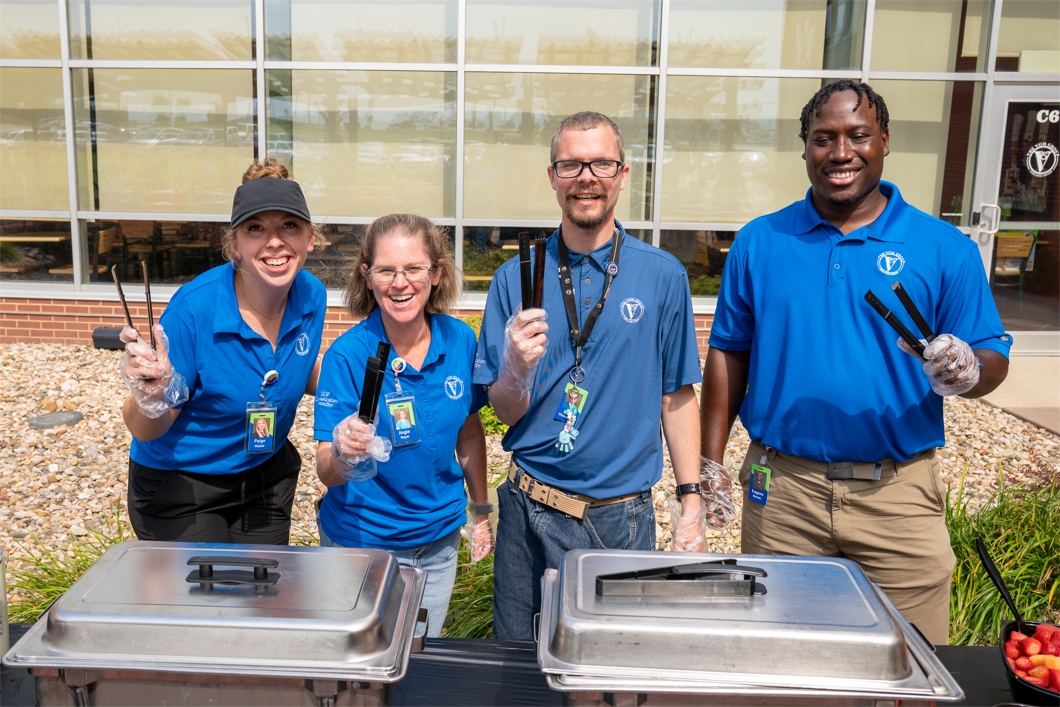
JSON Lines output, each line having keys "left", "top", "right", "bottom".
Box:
{"left": 1000, "top": 620, "right": 1059, "bottom": 706}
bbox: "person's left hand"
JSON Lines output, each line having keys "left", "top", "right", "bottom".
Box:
{"left": 898, "top": 333, "right": 979, "bottom": 396}
{"left": 670, "top": 496, "right": 707, "bottom": 552}
{"left": 469, "top": 517, "right": 495, "bottom": 563}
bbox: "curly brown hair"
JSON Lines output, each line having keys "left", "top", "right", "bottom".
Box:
{"left": 221, "top": 157, "right": 325, "bottom": 264}
{"left": 345, "top": 214, "right": 463, "bottom": 319}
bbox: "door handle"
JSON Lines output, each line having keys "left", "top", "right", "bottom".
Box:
{"left": 977, "top": 204, "right": 1000, "bottom": 244}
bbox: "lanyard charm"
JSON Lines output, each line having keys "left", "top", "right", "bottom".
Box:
{"left": 391, "top": 357, "right": 407, "bottom": 395}
{"left": 259, "top": 369, "right": 279, "bottom": 401}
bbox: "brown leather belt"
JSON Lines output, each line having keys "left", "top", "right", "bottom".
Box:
{"left": 507, "top": 462, "right": 644, "bottom": 520}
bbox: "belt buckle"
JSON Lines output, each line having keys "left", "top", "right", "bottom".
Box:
{"left": 827, "top": 462, "right": 854, "bottom": 480}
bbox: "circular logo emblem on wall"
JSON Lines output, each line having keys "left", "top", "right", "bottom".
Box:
{"left": 1026, "top": 142, "right": 1059, "bottom": 178}
{"left": 295, "top": 332, "right": 311, "bottom": 355}
{"left": 444, "top": 376, "right": 464, "bottom": 400}
{"left": 877, "top": 251, "right": 905, "bottom": 276}
{"left": 620, "top": 297, "right": 645, "bottom": 323}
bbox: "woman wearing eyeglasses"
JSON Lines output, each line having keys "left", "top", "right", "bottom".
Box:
{"left": 313, "top": 213, "right": 493, "bottom": 637}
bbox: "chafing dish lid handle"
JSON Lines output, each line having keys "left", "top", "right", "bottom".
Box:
{"left": 187, "top": 555, "right": 279, "bottom": 583}
{"left": 596, "top": 561, "right": 767, "bottom": 583}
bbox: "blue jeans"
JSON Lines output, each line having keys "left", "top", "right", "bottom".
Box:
{"left": 319, "top": 523, "right": 460, "bottom": 638}
{"left": 493, "top": 470, "right": 656, "bottom": 640}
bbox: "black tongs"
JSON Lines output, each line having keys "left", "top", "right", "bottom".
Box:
{"left": 358, "top": 342, "right": 391, "bottom": 422}
{"left": 596, "top": 558, "right": 768, "bottom": 598}
{"left": 864, "top": 281, "right": 935, "bottom": 357}
{"left": 111, "top": 261, "right": 156, "bottom": 350}
{"left": 518, "top": 232, "right": 547, "bottom": 311}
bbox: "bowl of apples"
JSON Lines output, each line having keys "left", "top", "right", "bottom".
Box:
{"left": 1000, "top": 620, "right": 1060, "bottom": 704}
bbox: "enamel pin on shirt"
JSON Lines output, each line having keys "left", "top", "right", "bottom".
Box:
{"left": 245, "top": 369, "right": 279, "bottom": 454}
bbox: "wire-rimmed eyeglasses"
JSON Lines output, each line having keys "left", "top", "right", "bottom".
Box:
{"left": 551, "top": 160, "right": 624, "bottom": 179}
{"left": 366, "top": 265, "right": 433, "bottom": 285}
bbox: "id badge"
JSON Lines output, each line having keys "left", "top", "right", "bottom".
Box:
{"left": 246, "top": 401, "right": 278, "bottom": 454}
{"left": 553, "top": 383, "right": 588, "bottom": 423}
{"left": 748, "top": 463, "right": 771, "bottom": 505}
{"left": 384, "top": 392, "right": 421, "bottom": 447}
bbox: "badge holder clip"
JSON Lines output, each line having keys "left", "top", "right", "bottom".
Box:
{"left": 246, "top": 370, "right": 279, "bottom": 454}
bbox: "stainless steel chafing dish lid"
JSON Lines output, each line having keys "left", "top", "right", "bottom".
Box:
{"left": 3, "top": 541, "right": 427, "bottom": 682}
{"left": 538, "top": 549, "right": 961, "bottom": 699}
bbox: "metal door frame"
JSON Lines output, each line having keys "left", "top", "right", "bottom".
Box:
{"left": 972, "top": 82, "right": 1060, "bottom": 354}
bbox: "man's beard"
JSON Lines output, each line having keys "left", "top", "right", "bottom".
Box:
{"left": 564, "top": 196, "right": 612, "bottom": 230}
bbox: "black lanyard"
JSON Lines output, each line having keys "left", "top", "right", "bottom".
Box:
{"left": 557, "top": 228, "right": 622, "bottom": 383}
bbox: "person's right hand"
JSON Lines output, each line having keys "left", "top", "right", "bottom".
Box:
{"left": 332, "top": 413, "right": 374, "bottom": 460}
{"left": 119, "top": 324, "right": 188, "bottom": 418}
{"left": 700, "top": 456, "right": 737, "bottom": 528}
{"left": 502, "top": 308, "right": 549, "bottom": 374}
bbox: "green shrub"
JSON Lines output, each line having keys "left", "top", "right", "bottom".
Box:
{"left": 442, "top": 538, "right": 495, "bottom": 638}
{"left": 947, "top": 453, "right": 1060, "bottom": 645}
{"left": 480, "top": 403, "right": 508, "bottom": 436}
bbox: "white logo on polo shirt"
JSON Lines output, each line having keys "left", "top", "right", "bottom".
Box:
{"left": 295, "top": 332, "right": 311, "bottom": 355}
{"left": 444, "top": 376, "right": 464, "bottom": 400}
{"left": 877, "top": 251, "right": 905, "bottom": 276}
{"left": 620, "top": 298, "right": 645, "bottom": 323}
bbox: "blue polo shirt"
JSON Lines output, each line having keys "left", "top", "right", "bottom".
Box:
{"left": 473, "top": 224, "right": 702, "bottom": 498}
{"left": 710, "top": 182, "right": 1011, "bottom": 463}
{"left": 314, "top": 310, "right": 488, "bottom": 549}
{"left": 130, "top": 263, "right": 326, "bottom": 474}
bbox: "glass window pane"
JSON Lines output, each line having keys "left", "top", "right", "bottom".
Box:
{"left": 0, "top": 219, "right": 73, "bottom": 282}
{"left": 83, "top": 219, "right": 228, "bottom": 285}
{"left": 996, "top": 0, "right": 1060, "bottom": 73}
{"left": 667, "top": 0, "right": 865, "bottom": 71}
{"left": 0, "top": 68, "right": 69, "bottom": 211}
{"left": 462, "top": 226, "right": 649, "bottom": 292}
{"left": 267, "top": 70, "right": 456, "bottom": 218}
{"left": 463, "top": 73, "right": 652, "bottom": 221}
{"left": 872, "top": 80, "right": 983, "bottom": 226}
{"left": 871, "top": 0, "right": 990, "bottom": 73}
{"left": 466, "top": 0, "right": 658, "bottom": 67}
{"left": 662, "top": 76, "right": 821, "bottom": 224}
{"left": 68, "top": 0, "right": 253, "bottom": 61}
{"left": 72, "top": 69, "right": 255, "bottom": 214}
{"left": 300, "top": 223, "right": 455, "bottom": 290}
{"left": 0, "top": 0, "right": 60, "bottom": 59}
{"left": 659, "top": 229, "right": 735, "bottom": 297}
{"left": 267, "top": 0, "right": 456, "bottom": 62}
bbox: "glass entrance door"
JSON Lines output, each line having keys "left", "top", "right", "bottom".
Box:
{"left": 975, "top": 84, "right": 1060, "bottom": 353}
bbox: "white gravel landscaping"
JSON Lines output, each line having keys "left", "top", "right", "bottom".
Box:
{"left": 2, "top": 343, "right": 1058, "bottom": 571}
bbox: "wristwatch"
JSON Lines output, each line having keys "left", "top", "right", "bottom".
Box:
{"left": 473, "top": 503, "right": 495, "bottom": 515}
{"left": 676, "top": 483, "right": 702, "bottom": 497}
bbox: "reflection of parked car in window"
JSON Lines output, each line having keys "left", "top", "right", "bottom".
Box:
{"left": 0, "top": 128, "right": 31, "bottom": 142}
{"left": 129, "top": 127, "right": 184, "bottom": 144}
{"left": 174, "top": 129, "right": 223, "bottom": 146}
{"left": 357, "top": 141, "right": 387, "bottom": 164}
{"left": 226, "top": 122, "right": 255, "bottom": 146}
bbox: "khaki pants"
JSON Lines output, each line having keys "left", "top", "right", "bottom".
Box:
{"left": 739, "top": 441, "right": 956, "bottom": 645}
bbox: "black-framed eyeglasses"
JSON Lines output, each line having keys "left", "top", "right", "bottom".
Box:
{"left": 366, "top": 265, "right": 433, "bottom": 284}
{"left": 551, "top": 160, "right": 624, "bottom": 179}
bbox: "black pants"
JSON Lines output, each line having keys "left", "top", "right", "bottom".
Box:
{"left": 127, "top": 440, "right": 301, "bottom": 544}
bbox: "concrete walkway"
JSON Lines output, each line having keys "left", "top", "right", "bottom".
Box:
{"left": 981, "top": 356, "right": 1060, "bottom": 435}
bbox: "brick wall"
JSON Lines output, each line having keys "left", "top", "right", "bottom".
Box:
{"left": 1, "top": 297, "right": 714, "bottom": 355}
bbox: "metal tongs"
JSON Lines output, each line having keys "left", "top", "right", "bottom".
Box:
{"left": 518, "top": 232, "right": 547, "bottom": 311}
{"left": 358, "top": 342, "right": 392, "bottom": 422}
{"left": 111, "top": 262, "right": 156, "bottom": 350}
{"left": 864, "top": 281, "right": 935, "bottom": 357}
{"left": 596, "top": 558, "right": 768, "bottom": 599}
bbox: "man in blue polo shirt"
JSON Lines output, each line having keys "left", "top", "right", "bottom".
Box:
{"left": 474, "top": 112, "right": 709, "bottom": 640}
{"left": 701, "top": 81, "right": 1010, "bottom": 644}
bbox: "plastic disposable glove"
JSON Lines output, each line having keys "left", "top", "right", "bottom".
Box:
{"left": 700, "top": 456, "right": 737, "bottom": 528}
{"left": 119, "top": 324, "right": 189, "bottom": 419}
{"left": 898, "top": 333, "right": 980, "bottom": 396}
{"left": 330, "top": 412, "right": 393, "bottom": 482}
{"left": 495, "top": 308, "right": 548, "bottom": 401}
{"left": 468, "top": 518, "right": 495, "bottom": 563}
{"left": 669, "top": 496, "right": 707, "bottom": 553}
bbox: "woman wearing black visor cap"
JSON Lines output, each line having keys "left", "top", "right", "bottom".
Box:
{"left": 118, "top": 158, "right": 326, "bottom": 544}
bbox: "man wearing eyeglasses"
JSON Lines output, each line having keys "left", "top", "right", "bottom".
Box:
{"left": 473, "top": 111, "right": 712, "bottom": 640}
